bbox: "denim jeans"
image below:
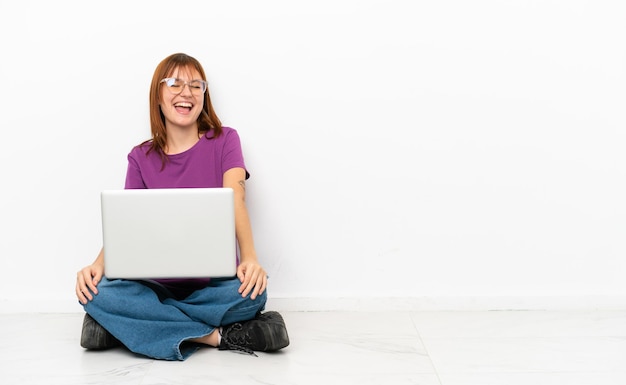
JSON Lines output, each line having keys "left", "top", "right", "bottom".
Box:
{"left": 82, "top": 276, "right": 267, "bottom": 360}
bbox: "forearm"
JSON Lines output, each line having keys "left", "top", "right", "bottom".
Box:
{"left": 93, "top": 247, "right": 105, "bottom": 266}
{"left": 224, "top": 167, "right": 258, "bottom": 263}
{"left": 235, "top": 197, "right": 257, "bottom": 262}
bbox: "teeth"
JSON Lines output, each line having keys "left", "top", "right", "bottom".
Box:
{"left": 175, "top": 102, "right": 192, "bottom": 108}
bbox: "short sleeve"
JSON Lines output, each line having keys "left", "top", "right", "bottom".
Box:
{"left": 222, "top": 128, "right": 250, "bottom": 180}
{"left": 125, "top": 150, "right": 147, "bottom": 189}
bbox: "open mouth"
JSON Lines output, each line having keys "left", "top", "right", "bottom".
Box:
{"left": 174, "top": 101, "right": 193, "bottom": 113}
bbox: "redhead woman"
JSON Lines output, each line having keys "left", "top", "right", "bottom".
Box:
{"left": 75, "top": 53, "right": 289, "bottom": 361}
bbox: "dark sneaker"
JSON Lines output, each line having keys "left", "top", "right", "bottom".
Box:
{"left": 80, "top": 313, "right": 122, "bottom": 350}
{"left": 219, "top": 311, "right": 290, "bottom": 356}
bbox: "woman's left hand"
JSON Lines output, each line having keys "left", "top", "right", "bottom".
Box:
{"left": 236, "top": 260, "right": 267, "bottom": 300}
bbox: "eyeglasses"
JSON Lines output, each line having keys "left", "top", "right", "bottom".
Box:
{"left": 160, "top": 78, "right": 207, "bottom": 95}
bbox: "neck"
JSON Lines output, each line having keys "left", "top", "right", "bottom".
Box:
{"left": 165, "top": 125, "right": 202, "bottom": 155}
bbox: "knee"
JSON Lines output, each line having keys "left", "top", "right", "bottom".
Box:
{"left": 82, "top": 277, "right": 113, "bottom": 309}
{"left": 84, "top": 277, "right": 135, "bottom": 310}
{"left": 239, "top": 285, "right": 268, "bottom": 309}
{"left": 223, "top": 291, "right": 267, "bottom": 325}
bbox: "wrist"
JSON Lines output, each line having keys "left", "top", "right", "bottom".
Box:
{"left": 239, "top": 254, "right": 258, "bottom": 263}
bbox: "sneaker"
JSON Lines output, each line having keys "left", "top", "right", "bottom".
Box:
{"left": 219, "top": 311, "right": 290, "bottom": 356}
{"left": 80, "top": 313, "right": 122, "bottom": 350}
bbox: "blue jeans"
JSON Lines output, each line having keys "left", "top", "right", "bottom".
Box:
{"left": 82, "top": 276, "right": 267, "bottom": 360}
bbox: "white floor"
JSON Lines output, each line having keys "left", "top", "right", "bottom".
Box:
{"left": 2, "top": 310, "right": 626, "bottom": 384}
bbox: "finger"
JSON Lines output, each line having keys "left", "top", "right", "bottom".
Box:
{"left": 75, "top": 276, "right": 91, "bottom": 304}
{"left": 78, "top": 270, "right": 97, "bottom": 300}
{"left": 237, "top": 265, "right": 248, "bottom": 293}
{"left": 242, "top": 270, "right": 260, "bottom": 298}
{"left": 248, "top": 272, "right": 265, "bottom": 300}
{"left": 84, "top": 270, "right": 100, "bottom": 296}
{"left": 249, "top": 281, "right": 260, "bottom": 300}
{"left": 91, "top": 271, "right": 103, "bottom": 290}
{"left": 240, "top": 278, "right": 253, "bottom": 297}
{"left": 76, "top": 273, "right": 89, "bottom": 301}
{"left": 258, "top": 274, "right": 268, "bottom": 296}
{"left": 75, "top": 283, "right": 87, "bottom": 305}
{"left": 236, "top": 265, "right": 246, "bottom": 286}
{"left": 253, "top": 273, "right": 268, "bottom": 299}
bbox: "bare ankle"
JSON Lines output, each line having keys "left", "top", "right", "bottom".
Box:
{"left": 189, "top": 329, "right": 220, "bottom": 347}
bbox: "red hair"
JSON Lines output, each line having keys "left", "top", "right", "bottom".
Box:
{"left": 145, "top": 53, "right": 222, "bottom": 168}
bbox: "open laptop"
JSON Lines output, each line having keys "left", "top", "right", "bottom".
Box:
{"left": 101, "top": 188, "right": 237, "bottom": 279}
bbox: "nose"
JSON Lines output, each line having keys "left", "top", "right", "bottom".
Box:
{"left": 179, "top": 82, "right": 193, "bottom": 96}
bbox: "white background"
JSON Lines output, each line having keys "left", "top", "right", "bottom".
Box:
{"left": 0, "top": 0, "right": 624, "bottom": 312}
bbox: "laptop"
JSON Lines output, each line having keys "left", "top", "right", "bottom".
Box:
{"left": 101, "top": 188, "right": 237, "bottom": 279}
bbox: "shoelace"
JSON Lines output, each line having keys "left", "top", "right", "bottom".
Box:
{"left": 220, "top": 324, "right": 258, "bottom": 357}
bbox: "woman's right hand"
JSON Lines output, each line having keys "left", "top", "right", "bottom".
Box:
{"left": 76, "top": 248, "right": 106, "bottom": 305}
{"left": 76, "top": 263, "right": 104, "bottom": 305}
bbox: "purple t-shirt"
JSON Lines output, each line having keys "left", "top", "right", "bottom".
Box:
{"left": 125, "top": 126, "right": 247, "bottom": 189}
{"left": 123, "top": 126, "right": 247, "bottom": 297}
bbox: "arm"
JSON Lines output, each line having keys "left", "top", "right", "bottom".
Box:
{"left": 223, "top": 167, "right": 267, "bottom": 300}
{"left": 76, "top": 148, "right": 140, "bottom": 304}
